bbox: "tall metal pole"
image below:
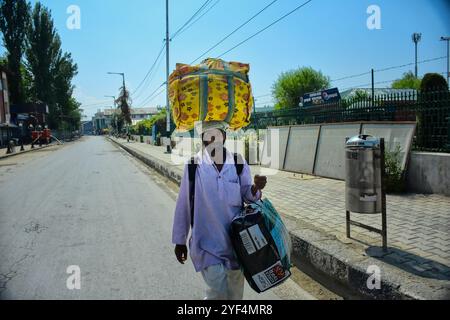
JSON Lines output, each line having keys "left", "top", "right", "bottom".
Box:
{"left": 412, "top": 33, "right": 422, "bottom": 78}
{"left": 415, "top": 42, "right": 418, "bottom": 78}
{"left": 371, "top": 68, "right": 374, "bottom": 106}
{"left": 442, "top": 37, "right": 450, "bottom": 89}
{"left": 447, "top": 39, "right": 449, "bottom": 89}
{"left": 165, "top": 0, "right": 172, "bottom": 153}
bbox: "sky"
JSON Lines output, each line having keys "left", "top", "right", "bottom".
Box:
{"left": 2, "top": 0, "right": 449, "bottom": 119}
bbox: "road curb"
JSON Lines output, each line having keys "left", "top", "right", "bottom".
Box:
{"left": 108, "top": 138, "right": 183, "bottom": 184}
{"left": 0, "top": 143, "right": 56, "bottom": 160}
{"left": 108, "top": 137, "right": 450, "bottom": 300}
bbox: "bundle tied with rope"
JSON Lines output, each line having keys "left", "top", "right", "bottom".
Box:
{"left": 169, "top": 58, "right": 255, "bottom": 132}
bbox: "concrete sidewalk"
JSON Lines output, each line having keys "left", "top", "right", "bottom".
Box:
{"left": 109, "top": 137, "right": 450, "bottom": 300}
{"left": 0, "top": 143, "right": 55, "bottom": 160}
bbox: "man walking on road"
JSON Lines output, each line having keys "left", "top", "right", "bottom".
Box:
{"left": 172, "top": 121, "right": 267, "bottom": 300}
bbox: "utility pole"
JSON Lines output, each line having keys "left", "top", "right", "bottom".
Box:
{"left": 165, "top": 0, "right": 172, "bottom": 153}
{"left": 412, "top": 33, "right": 422, "bottom": 78}
{"left": 441, "top": 36, "right": 450, "bottom": 89}
{"left": 371, "top": 68, "right": 374, "bottom": 106}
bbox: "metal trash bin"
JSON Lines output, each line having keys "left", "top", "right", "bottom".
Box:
{"left": 345, "top": 134, "right": 387, "bottom": 251}
{"left": 345, "top": 134, "right": 382, "bottom": 214}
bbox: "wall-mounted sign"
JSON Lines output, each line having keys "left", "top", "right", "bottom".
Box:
{"left": 302, "top": 88, "right": 341, "bottom": 108}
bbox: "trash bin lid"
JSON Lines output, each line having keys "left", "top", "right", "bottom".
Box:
{"left": 346, "top": 134, "right": 380, "bottom": 148}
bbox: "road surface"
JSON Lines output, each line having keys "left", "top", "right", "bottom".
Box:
{"left": 0, "top": 136, "right": 316, "bottom": 300}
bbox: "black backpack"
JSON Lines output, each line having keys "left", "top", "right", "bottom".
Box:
{"left": 188, "top": 153, "right": 244, "bottom": 227}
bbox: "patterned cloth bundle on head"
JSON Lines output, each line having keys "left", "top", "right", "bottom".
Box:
{"left": 169, "top": 58, "right": 254, "bottom": 132}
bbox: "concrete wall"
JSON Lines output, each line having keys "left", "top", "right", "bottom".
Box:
{"left": 406, "top": 152, "right": 450, "bottom": 196}
{"left": 131, "top": 134, "right": 153, "bottom": 144}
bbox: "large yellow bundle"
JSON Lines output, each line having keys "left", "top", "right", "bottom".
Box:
{"left": 169, "top": 58, "right": 254, "bottom": 132}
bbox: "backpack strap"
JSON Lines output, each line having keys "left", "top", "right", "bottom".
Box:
{"left": 188, "top": 157, "right": 197, "bottom": 227}
{"left": 187, "top": 153, "right": 244, "bottom": 228}
{"left": 233, "top": 153, "right": 244, "bottom": 176}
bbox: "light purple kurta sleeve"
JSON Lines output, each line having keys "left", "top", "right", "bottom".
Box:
{"left": 240, "top": 160, "right": 262, "bottom": 204}
{"left": 172, "top": 164, "right": 191, "bottom": 245}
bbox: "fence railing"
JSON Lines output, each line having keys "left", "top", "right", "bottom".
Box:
{"left": 250, "top": 89, "right": 450, "bottom": 152}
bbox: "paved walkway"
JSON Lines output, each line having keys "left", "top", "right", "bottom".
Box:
{"left": 0, "top": 144, "right": 53, "bottom": 160}
{"left": 111, "top": 137, "right": 450, "bottom": 284}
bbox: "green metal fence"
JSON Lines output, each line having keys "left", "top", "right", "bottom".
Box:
{"left": 250, "top": 89, "right": 450, "bottom": 152}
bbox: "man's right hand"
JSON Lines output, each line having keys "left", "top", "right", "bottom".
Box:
{"left": 175, "top": 244, "right": 188, "bottom": 264}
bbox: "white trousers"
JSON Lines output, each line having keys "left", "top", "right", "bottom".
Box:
{"left": 201, "top": 264, "right": 244, "bottom": 300}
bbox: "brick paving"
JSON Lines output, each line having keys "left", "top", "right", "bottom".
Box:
{"left": 112, "top": 137, "right": 450, "bottom": 281}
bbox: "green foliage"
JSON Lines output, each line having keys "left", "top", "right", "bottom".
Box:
{"left": 111, "top": 111, "right": 125, "bottom": 133}
{"left": 340, "top": 89, "right": 372, "bottom": 110}
{"left": 130, "top": 108, "right": 167, "bottom": 136}
{"left": 272, "top": 66, "right": 330, "bottom": 110}
{"left": 26, "top": 2, "right": 60, "bottom": 105}
{"left": 420, "top": 73, "right": 448, "bottom": 92}
{"left": 0, "top": 0, "right": 31, "bottom": 104}
{"left": 384, "top": 145, "right": 405, "bottom": 193}
{"left": 22, "top": 2, "right": 80, "bottom": 130}
{"left": 391, "top": 71, "right": 421, "bottom": 90}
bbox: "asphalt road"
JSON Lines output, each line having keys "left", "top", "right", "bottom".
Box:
{"left": 0, "top": 136, "right": 314, "bottom": 300}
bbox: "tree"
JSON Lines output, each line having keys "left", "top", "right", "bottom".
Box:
{"left": 420, "top": 73, "right": 448, "bottom": 92}
{"left": 0, "top": 0, "right": 31, "bottom": 104}
{"left": 416, "top": 73, "right": 449, "bottom": 150}
{"left": 26, "top": 2, "right": 61, "bottom": 106}
{"left": 272, "top": 66, "right": 330, "bottom": 109}
{"left": 391, "top": 71, "right": 421, "bottom": 90}
{"left": 26, "top": 2, "right": 80, "bottom": 129}
{"left": 116, "top": 86, "right": 132, "bottom": 125}
{"left": 53, "top": 52, "right": 79, "bottom": 129}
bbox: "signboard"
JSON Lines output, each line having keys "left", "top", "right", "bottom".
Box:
{"left": 302, "top": 88, "right": 341, "bottom": 108}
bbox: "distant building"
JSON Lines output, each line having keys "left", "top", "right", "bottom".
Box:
{"left": 91, "top": 107, "right": 159, "bottom": 134}
{"left": 0, "top": 66, "right": 10, "bottom": 124}
{"left": 340, "top": 88, "right": 417, "bottom": 100}
{"left": 255, "top": 106, "right": 275, "bottom": 113}
{"left": 92, "top": 109, "right": 115, "bottom": 133}
{"left": 81, "top": 120, "right": 94, "bottom": 135}
{"left": 0, "top": 67, "right": 13, "bottom": 147}
{"left": 130, "top": 107, "right": 158, "bottom": 125}
{"left": 10, "top": 102, "right": 49, "bottom": 126}
{"left": 92, "top": 107, "right": 159, "bottom": 132}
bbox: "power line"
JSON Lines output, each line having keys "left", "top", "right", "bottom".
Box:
{"left": 190, "top": 0, "right": 279, "bottom": 64}
{"left": 255, "top": 100, "right": 275, "bottom": 106}
{"left": 331, "top": 71, "right": 372, "bottom": 83}
{"left": 341, "top": 71, "right": 448, "bottom": 91}
{"left": 375, "top": 56, "right": 446, "bottom": 73}
{"left": 254, "top": 93, "right": 273, "bottom": 99}
{"left": 145, "top": 87, "right": 166, "bottom": 105}
{"left": 170, "top": 0, "right": 212, "bottom": 41}
{"left": 137, "top": 82, "right": 167, "bottom": 107}
{"left": 174, "top": 0, "right": 221, "bottom": 39}
{"left": 331, "top": 56, "right": 446, "bottom": 82}
{"left": 133, "top": 49, "right": 167, "bottom": 102}
{"left": 131, "top": 42, "right": 166, "bottom": 97}
{"left": 80, "top": 100, "right": 110, "bottom": 108}
{"left": 341, "top": 79, "right": 396, "bottom": 91}
{"left": 217, "top": 0, "right": 313, "bottom": 58}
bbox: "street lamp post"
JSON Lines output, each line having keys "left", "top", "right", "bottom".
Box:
{"left": 412, "top": 33, "right": 422, "bottom": 78}
{"left": 165, "top": 0, "right": 172, "bottom": 154}
{"left": 441, "top": 36, "right": 450, "bottom": 89}
{"left": 107, "top": 72, "right": 125, "bottom": 90}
